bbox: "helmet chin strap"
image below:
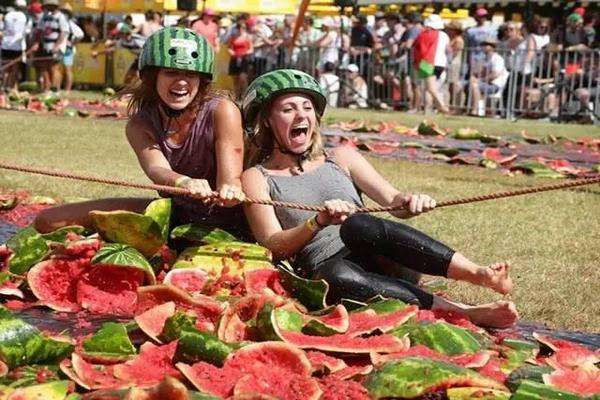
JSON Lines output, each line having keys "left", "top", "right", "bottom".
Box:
{"left": 273, "top": 136, "right": 311, "bottom": 172}
{"left": 159, "top": 102, "right": 186, "bottom": 136}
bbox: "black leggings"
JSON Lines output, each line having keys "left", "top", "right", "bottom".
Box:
{"left": 310, "top": 214, "right": 455, "bottom": 309}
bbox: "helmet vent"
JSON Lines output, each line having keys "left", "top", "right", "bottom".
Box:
{"left": 191, "top": 51, "right": 199, "bottom": 59}
{"left": 168, "top": 48, "right": 177, "bottom": 56}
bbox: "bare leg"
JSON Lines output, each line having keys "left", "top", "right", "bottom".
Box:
{"left": 446, "top": 252, "right": 513, "bottom": 294}
{"left": 33, "top": 197, "right": 153, "bottom": 233}
{"left": 64, "top": 65, "right": 73, "bottom": 92}
{"left": 51, "top": 62, "right": 62, "bottom": 90}
{"left": 433, "top": 296, "right": 519, "bottom": 329}
{"left": 469, "top": 77, "right": 481, "bottom": 115}
{"left": 426, "top": 75, "right": 449, "bottom": 114}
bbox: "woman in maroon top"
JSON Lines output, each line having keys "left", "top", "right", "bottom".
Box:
{"left": 34, "top": 27, "right": 247, "bottom": 236}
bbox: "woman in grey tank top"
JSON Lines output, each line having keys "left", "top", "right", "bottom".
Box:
{"left": 241, "top": 69, "right": 518, "bottom": 329}
{"left": 34, "top": 27, "right": 248, "bottom": 237}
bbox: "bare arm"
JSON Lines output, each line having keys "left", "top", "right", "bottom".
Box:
{"left": 213, "top": 99, "right": 245, "bottom": 204}
{"left": 242, "top": 168, "right": 318, "bottom": 259}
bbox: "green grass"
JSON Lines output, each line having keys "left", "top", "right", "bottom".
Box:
{"left": 1, "top": 109, "right": 599, "bottom": 332}
{"left": 325, "top": 107, "right": 600, "bottom": 140}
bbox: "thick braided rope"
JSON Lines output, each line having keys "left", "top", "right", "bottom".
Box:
{"left": 0, "top": 161, "right": 598, "bottom": 213}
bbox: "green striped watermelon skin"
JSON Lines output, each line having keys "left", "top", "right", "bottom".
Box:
{"left": 408, "top": 322, "right": 483, "bottom": 356}
{"left": 91, "top": 243, "right": 155, "bottom": 284}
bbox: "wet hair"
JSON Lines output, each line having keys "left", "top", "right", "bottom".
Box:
{"left": 122, "top": 66, "right": 214, "bottom": 117}
{"left": 245, "top": 94, "right": 325, "bottom": 168}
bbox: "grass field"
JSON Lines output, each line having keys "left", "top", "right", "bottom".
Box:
{"left": 1, "top": 108, "right": 599, "bottom": 332}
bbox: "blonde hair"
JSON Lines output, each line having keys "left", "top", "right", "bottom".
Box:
{"left": 245, "top": 107, "right": 325, "bottom": 168}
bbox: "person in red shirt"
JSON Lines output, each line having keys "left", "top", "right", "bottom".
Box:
{"left": 227, "top": 18, "right": 253, "bottom": 100}
{"left": 191, "top": 8, "right": 219, "bottom": 52}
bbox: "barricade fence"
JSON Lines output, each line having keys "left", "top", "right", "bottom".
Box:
{"left": 270, "top": 45, "right": 600, "bottom": 122}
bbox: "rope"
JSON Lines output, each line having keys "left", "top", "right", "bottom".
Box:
{"left": 0, "top": 161, "right": 599, "bottom": 213}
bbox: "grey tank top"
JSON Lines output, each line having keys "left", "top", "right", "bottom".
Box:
{"left": 136, "top": 97, "right": 245, "bottom": 229}
{"left": 256, "top": 157, "right": 364, "bottom": 268}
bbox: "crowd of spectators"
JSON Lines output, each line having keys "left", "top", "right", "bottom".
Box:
{"left": 2, "top": 1, "right": 599, "bottom": 119}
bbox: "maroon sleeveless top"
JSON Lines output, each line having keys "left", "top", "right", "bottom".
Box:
{"left": 137, "top": 97, "right": 247, "bottom": 234}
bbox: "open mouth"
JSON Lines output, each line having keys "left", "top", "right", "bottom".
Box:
{"left": 169, "top": 88, "right": 189, "bottom": 98}
{"left": 290, "top": 125, "right": 309, "bottom": 138}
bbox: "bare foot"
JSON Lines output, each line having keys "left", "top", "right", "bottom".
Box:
{"left": 463, "top": 300, "right": 519, "bottom": 329}
{"left": 478, "top": 262, "right": 513, "bottom": 295}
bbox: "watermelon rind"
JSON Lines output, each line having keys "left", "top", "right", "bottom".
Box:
{"left": 276, "top": 262, "right": 329, "bottom": 311}
{"left": 89, "top": 210, "right": 164, "bottom": 257}
{"left": 143, "top": 198, "right": 171, "bottom": 241}
{"left": 81, "top": 322, "right": 136, "bottom": 363}
{"left": 176, "top": 329, "right": 236, "bottom": 367}
{"left": 512, "top": 380, "right": 584, "bottom": 400}
{"left": 364, "top": 357, "right": 507, "bottom": 399}
{"left": 41, "top": 226, "right": 87, "bottom": 244}
{"left": 170, "top": 225, "right": 237, "bottom": 244}
{"left": 354, "top": 298, "right": 407, "bottom": 314}
{"left": 159, "top": 311, "right": 197, "bottom": 343}
{"left": 135, "top": 302, "right": 177, "bottom": 343}
{"left": 6, "top": 227, "right": 49, "bottom": 275}
{"left": 6, "top": 380, "right": 72, "bottom": 400}
{"left": 173, "top": 242, "right": 273, "bottom": 276}
{"left": 256, "top": 304, "right": 303, "bottom": 341}
{"left": 446, "top": 387, "right": 510, "bottom": 400}
{"left": 407, "top": 321, "right": 483, "bottom": 355}
{"left": 302, "top": 305, "right": 349, "bottom": 336}
{"left": 507, "top": 365, "right": 554, "bottom": 391}
{"left": 91, "top": 243, "right": 156, "bottom": 284}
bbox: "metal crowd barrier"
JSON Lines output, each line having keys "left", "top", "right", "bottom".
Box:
{"left": 265, "top": 44, "right": 599, "bottom": 122}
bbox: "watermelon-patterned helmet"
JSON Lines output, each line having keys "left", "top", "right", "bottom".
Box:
{"left": 138, "top": 27, "right": 214, "bottom": 78}
{"left": 242, "top": 69, "right": 327, "bottom": 132}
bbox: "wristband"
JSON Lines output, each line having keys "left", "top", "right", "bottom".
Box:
{"left": 175, "top": 176, "right": 192, "bottom": 188}
{"left": 305, "top": 216, "right": 322, "bottom": 233}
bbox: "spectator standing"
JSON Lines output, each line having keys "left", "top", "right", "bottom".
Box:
{"left": 297, "top": 17, "right": 320, "bottom": 73}
{"left": 446, "top": 20, "right": 465, "bottom": 109}
{"left": 315, "top": 17, "right": 340, "bottom": 69}
{"left": 1, "top": 0, "right": 30, "bottom": 91}
{"left": 227, "top": 17, "right": 253, "bottom": 100}
{"left": 35, "top": 0, "right": 70, "bottom": 92}
{"left": 191, "top": 8, "right": 219, "bottom": 52}
{"left": 468, "top": 38, "right": 509, "bottom": 116}
{"left": 555, "top": 13, "right": 593, "bottom": 50}
{"left": 250, "top": 17, "right": 275, "bottom": 77}
{"left": 319, "top": 61, "right": 340, "bottom": 107}
{"left": 349, "top": 14, "right": 373, "bottom": 78}
{"left": 93, "top": 24, "right": 145, "bottom": 85}
{"left": 413, "top": 14, "right": 450, "bottom": 114}
{"left": 399, "top": 11, "right": 422, "bottom": 112}
{"left": 138, "top": 11, "right": 161, "bottom": 38}
{"left": 497, "top": 22, "right": 522, "bottom": 71}
{"left": 465, "top": 8, "right": 496, "bottom": 76}
{"left": 58, "top": 3, "right": 83, "bottom": 92}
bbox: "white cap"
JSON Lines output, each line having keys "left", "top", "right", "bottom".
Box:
{"left": 321, "top": 16, "right": 335, "bottom": 27}
{"left": 15, "top": 0, "right": 27, "bottom": 7}
{"left": 424, "top": 14, "right": 444, "bottom": 30}
{"left": 347, "top": 64, "right": 359, "bottom": 73}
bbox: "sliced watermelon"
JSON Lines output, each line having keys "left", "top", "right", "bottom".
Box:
{"left": 112, "top": 341, "right": 181, "bottom": 387}
{"left": 76, "top": 264, "right": 145, "bottom": 316}
{"left": 134, "top": 302, "right": 176, "bottom": 343}
{"left": 364, "top": 357, "right": 508, "bottom": 399}
{"left": 543, "top": 368, "right": 600, "bottom": 396}
{"left": 244, "top": 268, "right": 288, "bottom": 296}
{"left": 278, "top": 330, "right": 410, "bottom": 354}
{"left": 407, "top": 321, "right": 483, "bottom": 355}
{"left": 59, "top": 354, "right": 124, "bottom": 390}
{"left": 233, "top": 372, "right": 321, "bottom": 400}
{"left": 512, "top": 380, "right": 583, "bottom": 400}
{"left": 91, "top": 243, "right": 156, "bottom": 284}
{"left": 163, "top": 268, "right": 208, "bottom": 297}
{"left": 345, "top": 305, "right": 417, "bottom": 336}
{"left": 317, "top": 377, "right": 372, "bottom": 400}
{"left": 306, "top": 351, "right": 347, "bottom": 374}
{"left": 303, "top": 305, "right": 350, "bottom": 336}
{"left": 446, "top": 387, "right": 511, "bottom": 400}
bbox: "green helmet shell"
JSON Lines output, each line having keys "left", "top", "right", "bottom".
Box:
{"left": 242, "top": 69, "right": 327, "bottom": 132}
{"left": 138, "top": 27, "right": 214, "bottom": 78}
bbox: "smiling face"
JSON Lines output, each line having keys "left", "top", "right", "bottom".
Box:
{"left": 267, "top": 93, "right": 317, "bottom": 154}
{"left": 156, "top": 68, "right": 201, "bottom": 110}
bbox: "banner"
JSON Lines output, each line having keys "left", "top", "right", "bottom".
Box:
{"left": 73, "top": 43, "right": 106, "bottom": 85}
{"left": 112, "top": 48, "right": 138, "bottom": 87}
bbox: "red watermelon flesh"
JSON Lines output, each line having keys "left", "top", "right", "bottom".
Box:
{"left": 306, "top": 305, "right": 349, "bottom": 333}
{"left": 279, "top": 330, "right": 409, "bottom": 353}
{"left": 318, "top": 377, "right": 371, "bottom": 400}
{"left": 60, "top": 354, "right": 124, "bottom": 390}
{"left": 478, "top": 357, "right": 508, "bottom": 383}
{"left": 113, "top": 341, "right": 181, "bottom": 387}
{"left": 432, "top": 309, "right": 483, "bottom": 333}
{"left": 329, "top": 362, "right": 373, "bottom": 381}
{"left": 76, "top": 265, "right": 144, "bottom": 316}
{"left": 543, "top": 368, "right": 600, "bottom": 396}
{"left": 347, "top": 305, "right": 417, "bottom": 336}
{"left": 163, "top": 268, "right": 208, "bottom": 297}
{"left": 27, "top": 258, "right": 90, "bottom": 312}
{"left": 177, "top": 361, "right": 241, "bottom": 398}
{"left": 306, "top": 351, "right": 347, "bottom": 374}
{"left": 244, "top": 269, "right": 288, "bottom": 296}
{"left": 134, "top": 301, "right": 176, "bottom": 343}
{"left": 136, "top": 285, "right": 223, "bottom": 328}
{"left": 233, "top": 371, "right": 322, "bottom": 400}
{"left": 546, "top": 347, "right": 600, "bottom": 371}
{"left": 219, "top": 312, "right": 250, "bottom": 343}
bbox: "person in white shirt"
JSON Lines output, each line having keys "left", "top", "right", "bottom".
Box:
{"left": 33, "top": 0, "right": 69, "bottom": 92}
{"left": 1, "top": 0, "right": 30, "bottom": 90}
{"left": 345, "top": 63, "right": 368, "bottom": 108}
{"left": 58, "top": 3, "right": 83, "bottom": 92}
{"left": 319, "top": 61, "right": 340, "bottom": 107}
{"left": 468, "top": 38, "right": 509, "bottom": 115}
